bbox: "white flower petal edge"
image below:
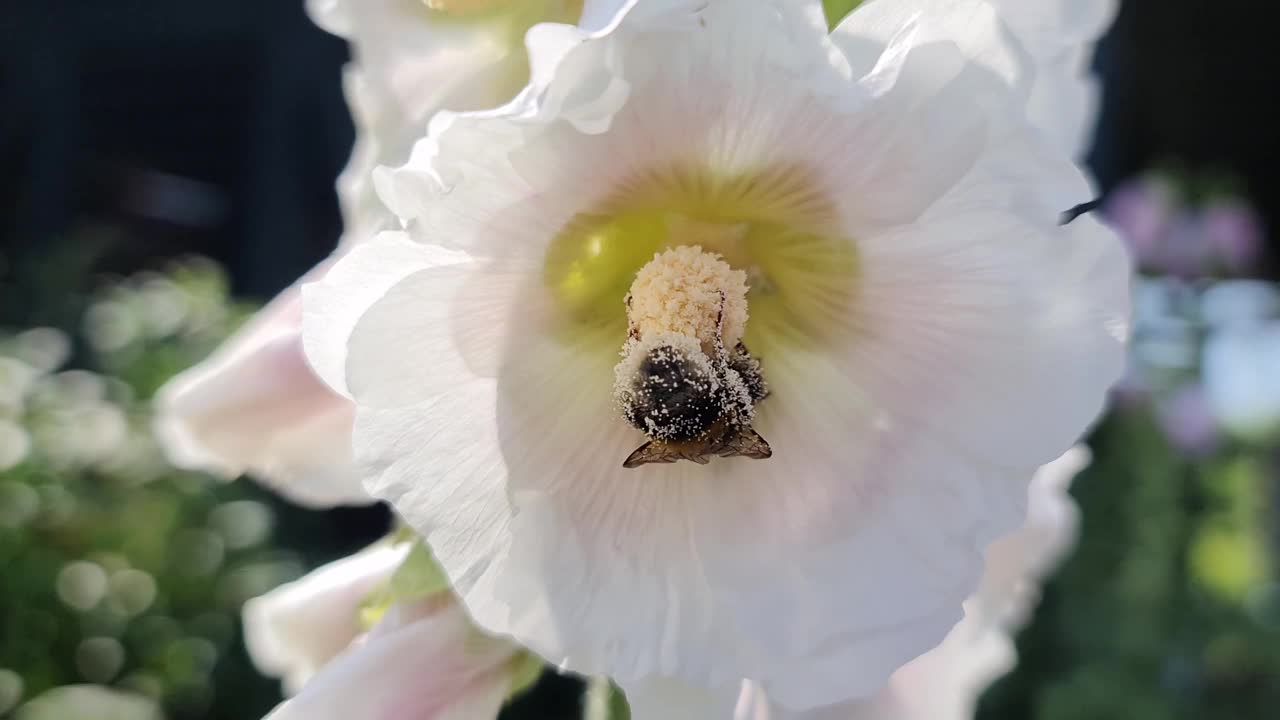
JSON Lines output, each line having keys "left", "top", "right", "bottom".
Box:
{"left": 306, "top": 0, "right": 1130, "bottom": 708}
{"left": 307, "top": 0, "right": 633, "bottom": 245}
{"left": 263, "top": 596, "right": 520, "bottom": 720}
{"left": 152, "top": 264, "right": 368, "bottom": 508}
{"left": 244, "top": 544, "right": 410, "bottom": 695}
{"left": 627, "top": 448, "right": 1091, "bottom": 720}
{"left": 844, "top": 0, "right": 1116, "bottom": 160}
{"left": 988, "top": 0, "right": 1117, "bottom": 158}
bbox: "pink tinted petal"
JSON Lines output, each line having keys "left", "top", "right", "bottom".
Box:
{"left": 264, "top": 600, "right": 517, "bottom": 720}
{"left": 244, "top": 545, "right": 410, "bottom": 694}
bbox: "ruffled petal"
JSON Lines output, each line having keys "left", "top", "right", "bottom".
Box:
{"left": 833, "top": 0, "right": 1029, "bottom": 95}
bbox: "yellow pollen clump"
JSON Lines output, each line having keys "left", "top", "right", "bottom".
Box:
{"left": 627, "top": 246, "right": 749, "bottom": 351}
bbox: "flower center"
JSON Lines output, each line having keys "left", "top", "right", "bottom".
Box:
{"left": 543, "top": 165, "right": 859, "bottom": 351}
{"left": 611, "top": 247, "right": 774, "bottom": 467}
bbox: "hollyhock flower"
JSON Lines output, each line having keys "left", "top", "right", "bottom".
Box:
{"left": 629, "top": 448, "right": 1089, "bottom": 720}
{"left": 306, "top": 0, "right": 1128, "bottom": 708}
{"left": 244, "top": 543, "right": 410, "bottom": 693}
{"left": 250, "top": 542, "right": 532, "bottom": 720}
{"left": 155, "top": 0, "right": 628, "bottom": 506}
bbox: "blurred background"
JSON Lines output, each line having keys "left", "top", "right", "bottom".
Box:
{"left": 1, "top": 1, "right": 1278, "bottom": 718}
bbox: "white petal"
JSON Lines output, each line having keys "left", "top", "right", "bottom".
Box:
{"left": 834, "top": 0, "right": 1028, "bottom": 95}
{"left": 244, "top": 544, "right": 410, "bottom": 695}
{"left": 316, "top": 0, "right": 635, "bottom": 249}
{"left": 850, "top": 212, "right": 1129, "bottom": 468}
{"left": 153, "top": 280, "right": 367, "bottom": 508}
{"left": 989, "top": 0, "right": 1117, "bottom": 158}
{"left": 264, "top": 600, "right": 516, "bottom": 720}
{"left": 730, "top": 450, "right": 1089, "bottom": 720}
{"left": 301, "top": 232, "right": 469, "bottom": 399}
{"left": 973, "top": 446, "right": 1088, "bottom": 628}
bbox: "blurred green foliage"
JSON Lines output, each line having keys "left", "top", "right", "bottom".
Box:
{"left": 1, "top": 257, "right": 296, "bottom": 720}
{"left": 982, "top": 400, "right": 1280, "bottom": 719}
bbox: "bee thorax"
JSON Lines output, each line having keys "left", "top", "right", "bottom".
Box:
{"left": 613, "top": 334, "right": 729, "bottom": 441}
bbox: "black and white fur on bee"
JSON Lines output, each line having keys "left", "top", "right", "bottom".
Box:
{"left": 615, "top": 295, "right": 771, "bottom": 468}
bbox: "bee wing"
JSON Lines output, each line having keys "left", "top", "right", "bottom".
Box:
{"left": 714, "top": 426, "right": 773, "bottom": 460}
{"left": 623, "top": 440, "right": 713, "bottom": 468}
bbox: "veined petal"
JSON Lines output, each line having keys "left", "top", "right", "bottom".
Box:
{"left": 642, "top": 448, "right": 1090, "bottom": 720}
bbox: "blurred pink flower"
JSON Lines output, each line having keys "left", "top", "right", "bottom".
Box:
{"left": 153, "top": 260, "right": 369, "bottom": 508}
{"left": 250, "top": 545, "right": 523, "bottom": 720}
{"left": 244, "top": 544, "right": 409, "bottom": 695}
{"left": 1104, "top": 177, "right": 1176, "bottom": 268}
{"left": 1156, "top": 384, "right": 1220, "bottom": 457}
{"left": 1203, "top": 199, "right": 1264, "bottom": 273}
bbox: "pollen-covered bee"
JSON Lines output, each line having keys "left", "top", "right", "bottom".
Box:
{"left": 613, "top": 246, "right": 772, "bottom": 468}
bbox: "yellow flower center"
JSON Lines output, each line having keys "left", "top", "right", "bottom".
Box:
{"left": 543, "top": 165, "right": 858, "bottom": 352}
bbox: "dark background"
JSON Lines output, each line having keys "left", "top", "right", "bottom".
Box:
{"left": 2, "top": 1, "right": 1279, "bottom": 719}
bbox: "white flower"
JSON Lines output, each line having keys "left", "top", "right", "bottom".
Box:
{"left": 244, "top": 544, "right": 410, "bottom": 694}
{"left": 14, "top": 685, "right": 161, "bottom": 720}
{"left": 631, "top": 448, "right": 1090, "bottom": 720}
{"left": 0, "top": 418, "right": 31, "bottom": 472}
{"left": 305, "top": 0, "right": 1129, "bottom": 708}
{"left": 155, "top": 0, "right": 629, "bottom": 507}
{"left": 0, "top": 356, "right": 38, "bottom": 414}
{"left": 250, "top": 544, "right": 527, "bottom": 720}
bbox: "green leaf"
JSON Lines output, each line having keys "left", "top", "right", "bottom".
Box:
{"left": 358, "top": 539, "right": 452, "bottom": 629}
{"left": 584, "top": 677, "right": 630, "bottom": 720}
{"left": 822, "top": 0, "right": 863, "bottom": 29}
{"left": 506, "top": 652, "right": 545, "bottom": 701}
{"left": 389, "top": 540, "right": 451, "bottom": 599}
